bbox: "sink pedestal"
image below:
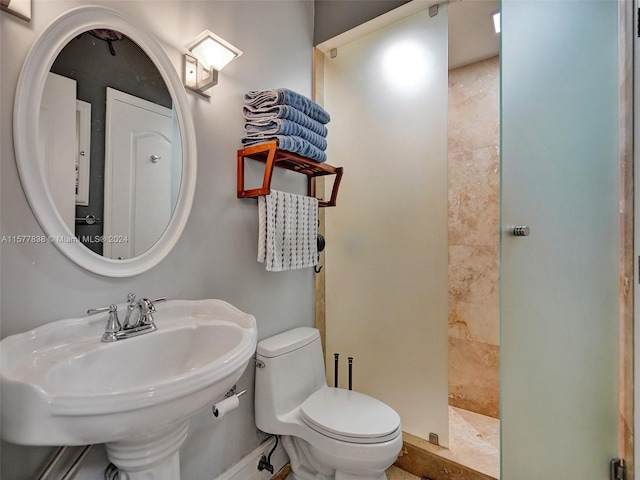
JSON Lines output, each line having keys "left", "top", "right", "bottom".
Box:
{"left": 105, "top": 420, "right": 190, "bottom": 480}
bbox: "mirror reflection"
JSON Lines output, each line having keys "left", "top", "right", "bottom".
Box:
{"left": 42, "top": 30, "right": 182, "bottom": 259}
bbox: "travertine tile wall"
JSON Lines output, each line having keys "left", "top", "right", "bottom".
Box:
{"left": 448, "top": 56, "right": 500, "bottom": 419}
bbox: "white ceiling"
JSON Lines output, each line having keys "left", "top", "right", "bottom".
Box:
{"left": 448, "top": 0, "right": 500, "bottom": 69}
{"left": 316, "top": 0, "right": 500, "bottom": 70}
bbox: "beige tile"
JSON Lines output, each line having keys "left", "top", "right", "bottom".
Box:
{"left": 386, "top": 465, "right": 420, "bottom": 480}
{"left": 278, "top": 464, "right": 422, "bottom": 480}
{"left": 448, "top": 245, "right": 499, "bottom": 303}
{"left": 448, "top": 245, "right": 499, "bottom": 346}
{"left": 448, "top": 408, "right": 500, "bottom": 479}
{"left": 449, "top": 299, "right": 499, "bottom": 346}
{"left": 448, "top": 56, "right": 500, "bottom": 153}
{"left": 447, "top": 55, "right": 500, "bottom": 419}
{"left": 449, "top": 337, "right": 499, "bottom": 418}
{"left": 448, "top": 147, "right": 500, "bottom": 247}
{"left": 450, "top": 407, "right": 500, "bottom": 451}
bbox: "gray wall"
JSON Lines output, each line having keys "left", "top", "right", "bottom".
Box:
{"left": 313, "top": 0, "right": 410, "bottom": 45}
{"left": 0, "top": 1, "right": 314, "bottom": 478}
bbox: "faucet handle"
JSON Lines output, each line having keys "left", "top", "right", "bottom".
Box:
{"left": 145, "top": 297, "right": 167, "bottom": 315}
{"left": 137, "top": 297, "right": 166, "bottom": 326}
{"left": 87, "top": 304, "right": 115, "bottom": 315}
{"left": 126, "top": 292, "right": 136, "bottom": 305}
{"left": 88, "top": 304, "right": 122, "bottom": 342}
{"left": 138, "top": 298, "right": 156, "bottom": 326}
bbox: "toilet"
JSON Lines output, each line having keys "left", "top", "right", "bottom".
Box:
{"left": 254, "top": 327, "right": 403, "bottom": 480}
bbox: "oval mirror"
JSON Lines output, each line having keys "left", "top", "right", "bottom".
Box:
{"left": 14, "top": 6, "right": 197, "bottom": 277}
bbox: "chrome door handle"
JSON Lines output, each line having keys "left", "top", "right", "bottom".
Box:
{"left": 512, "top": 225, "right": 530, "bottom": 237}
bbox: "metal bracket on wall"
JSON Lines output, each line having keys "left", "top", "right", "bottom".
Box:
{"left": 610, "top": 458, "right": 626, "bottom": 480}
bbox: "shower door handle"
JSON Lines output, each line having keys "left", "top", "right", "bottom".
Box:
{"left": 512, "top": 225, "right": 530, "bottom": 237}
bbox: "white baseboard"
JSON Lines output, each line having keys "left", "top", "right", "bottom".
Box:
{"left": 212, "top": 436, "right": 289, "bottom": 480}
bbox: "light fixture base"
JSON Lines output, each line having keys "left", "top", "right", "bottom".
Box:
{"left": 183, "top": 53, "right": 218, "bottom": 98}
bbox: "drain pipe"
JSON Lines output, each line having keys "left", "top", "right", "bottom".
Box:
{"left": 61, "top": 445, "right": 92, "bottom": 480}
{"left": 36, "top": 445, "right": 93, "bottom": 480}
{"left": 37, "top": 447, "right": 68, "bottom": 480}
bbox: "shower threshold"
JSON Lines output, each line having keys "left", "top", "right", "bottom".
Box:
{"left": 394, "top": 407, "right": 499, "bottom": 480}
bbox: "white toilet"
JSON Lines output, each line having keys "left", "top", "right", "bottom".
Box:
{"left": 254, "top": 327, "right": 403, "bottom": 480}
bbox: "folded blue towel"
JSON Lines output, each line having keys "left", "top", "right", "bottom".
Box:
{"left": 244, "top": 119, "right": 327, "bottom": 151}
{"left": 243, "top": 105, "right": 328, "bottom": 137}
{"left": 244, "top": 88, "right": 330, "bottom": 124}
{"left": 241, "top": 136, "right": 327, "bottom": 163}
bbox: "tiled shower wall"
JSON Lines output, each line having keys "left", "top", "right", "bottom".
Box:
{"left": 448, "top": 56, "right": 500, "bottom": 419}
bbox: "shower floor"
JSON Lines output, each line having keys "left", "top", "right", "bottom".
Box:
{"left": 447, "top": 406, "right": 499, "bottom": 478}
{"left": 391, "top": 406, "right": 500, "bottom": 480}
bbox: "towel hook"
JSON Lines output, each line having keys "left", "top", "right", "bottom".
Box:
{"left": 314, "top": 233, "right": 325, "bottom": 274}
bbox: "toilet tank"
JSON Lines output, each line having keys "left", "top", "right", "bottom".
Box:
{"left": 255, "top": 328, "right": 327, "bottom": 434}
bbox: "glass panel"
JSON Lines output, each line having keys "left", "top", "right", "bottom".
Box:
{"left": 501, "top": 0, "right": 619, "bottom": 477}
{"left": 323, "top": 7, "right": 449, "bottom": 443}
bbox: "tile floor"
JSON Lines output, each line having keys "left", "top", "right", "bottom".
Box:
{"left": 387, "top": 465, "right": 420, "bottom": 479}
{"left": 275, "top": 464, "right": 418, "bottom": 480}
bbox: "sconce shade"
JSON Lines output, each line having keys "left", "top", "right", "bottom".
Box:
{"left": 187, "top": 30, "right": 242, "bottom": 71}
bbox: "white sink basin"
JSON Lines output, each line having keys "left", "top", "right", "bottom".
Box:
{"left": 1, "top": 299, "right": 257, "bottom": 479}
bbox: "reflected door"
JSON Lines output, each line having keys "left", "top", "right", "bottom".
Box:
{"left": 104, "top": 87, "right": 173, "bottom": 259}
{"left": 500, "top": 0, "right": 619, "bottom": 477}
{"left": 39, "top": 72, "right": 76, "bottom": 232}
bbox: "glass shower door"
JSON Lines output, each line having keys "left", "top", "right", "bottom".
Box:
{"left": 500, "top": 0, "right": 619, "bottom": 477}
{"left": 323, "top": 6, "right": 450, "bottom": 444}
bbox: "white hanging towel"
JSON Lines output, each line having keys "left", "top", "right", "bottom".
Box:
{"left": 258, "top": 190, "right": 319, "bottom": 271}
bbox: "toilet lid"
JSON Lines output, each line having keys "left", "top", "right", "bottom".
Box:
{"left": 300, "top": 388, "right": 401, "bottom": 444}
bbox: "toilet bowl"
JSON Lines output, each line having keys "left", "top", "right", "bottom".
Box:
{"left": 254, "top": 328, "right": 402, "bottom": 480}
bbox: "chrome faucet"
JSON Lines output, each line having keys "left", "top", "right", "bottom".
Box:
{"left": 88, "top": 293, "right": 166, "bottom": 342}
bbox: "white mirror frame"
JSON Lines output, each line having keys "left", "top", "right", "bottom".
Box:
{"left": 14, "top": 5, "right": 197, "bottom": 277}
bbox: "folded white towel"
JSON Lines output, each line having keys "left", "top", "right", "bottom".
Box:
{"left": 258, "top": 190, "right": 319, "bottom": 272}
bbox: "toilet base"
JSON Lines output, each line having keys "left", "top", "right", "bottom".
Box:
{"left": 282, "top": 435, "right": 391, "bottom": 480}
{"left": 286, "top": 472, "right": 386, "bottom": 480}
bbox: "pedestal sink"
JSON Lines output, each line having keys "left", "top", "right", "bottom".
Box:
{"left": 0, "top": 299, "right": 257, "bottom": 479}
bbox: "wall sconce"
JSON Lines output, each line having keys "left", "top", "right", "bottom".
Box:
{"left": 1, "top": 0, "right": 31, "bottom": 21}
{"left": 184, "top": 30, "right": 242, "bottom": 97}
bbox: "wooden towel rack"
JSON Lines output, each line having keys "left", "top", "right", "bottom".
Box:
{"left": 237, "top": 141, "right": 343, "bottom": 207}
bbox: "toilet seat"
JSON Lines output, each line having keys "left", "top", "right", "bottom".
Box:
{"left": 299, "top": 387, "right": 401, "bottom": 444}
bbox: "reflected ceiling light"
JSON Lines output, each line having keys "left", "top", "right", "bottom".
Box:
{"left": 184, "top": 30, "right": 242, "bottom": 97}
{"left": 493, "top": 11, "right": 501, "bottom": 34}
